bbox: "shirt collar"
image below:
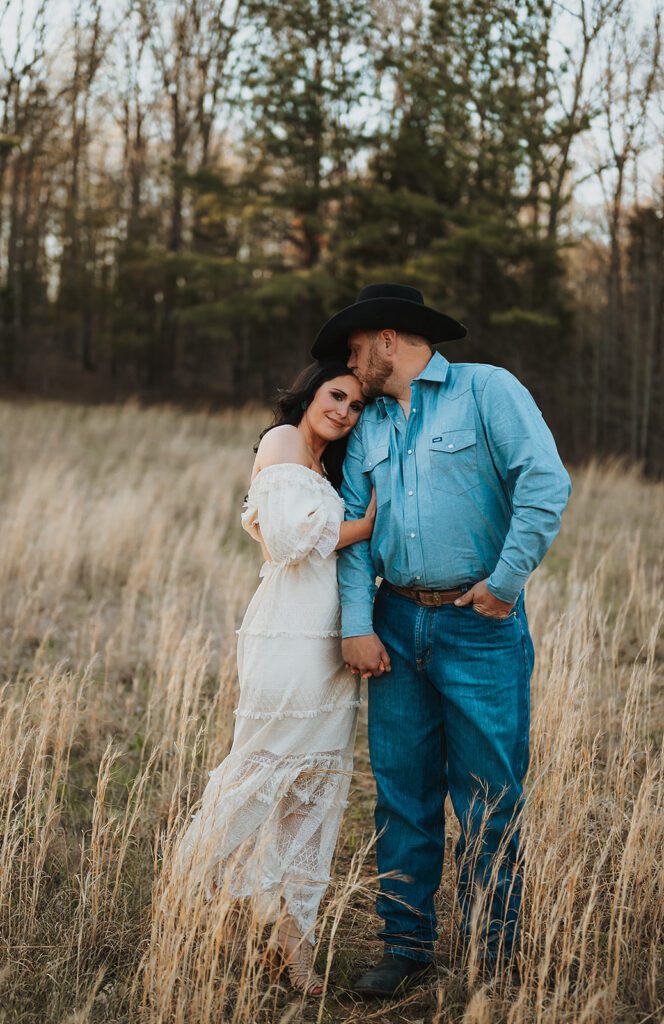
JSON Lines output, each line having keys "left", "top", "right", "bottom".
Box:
{"left": 376, "top": 351, "right": 450, "bottom": 414}
{"left": 413, "top": 350, "right": 449, "bottom": 383}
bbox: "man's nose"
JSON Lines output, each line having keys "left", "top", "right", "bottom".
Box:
{"left": 347, "top": 351, "right": 356, "bottom": 367}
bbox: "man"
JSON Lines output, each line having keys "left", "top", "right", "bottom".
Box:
{"left": 311, "top": 283, "right": 571, "bottom": 997}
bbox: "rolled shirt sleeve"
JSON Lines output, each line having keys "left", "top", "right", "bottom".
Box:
{"left": 481, "top": 369, "right": 572, "bottom": 604}
{"left": 337, "top": 426, "right": 379, "bottom": 637}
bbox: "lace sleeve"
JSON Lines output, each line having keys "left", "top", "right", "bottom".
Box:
{"left": 240, "top": 499, "right": 259, "bottom": 540}
{"left": 314, "top": 518, "right": 341, "bottom": 559}
{"left": 247, "top": 464, "right": 343, "bottom": 565}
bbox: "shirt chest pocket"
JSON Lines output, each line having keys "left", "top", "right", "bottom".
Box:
{"left": 362, "top": 445, "right": 391, "bottom": 506}
{"left": 429, "top": 429, "right": 479, "bottom": 495}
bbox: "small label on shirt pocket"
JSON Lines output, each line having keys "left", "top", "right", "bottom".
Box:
{"left": 429, "top": 429, "right": 479, "bottom": 495}
{"left": 362, "top": 445, "right": 391, "bottom": 505}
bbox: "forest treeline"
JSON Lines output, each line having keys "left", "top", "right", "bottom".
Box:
{"left": 1, "top": 0, "right": 663, "bottom": 473}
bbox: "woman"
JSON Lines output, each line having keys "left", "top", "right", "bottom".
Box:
{"left": 172, "top": 360, "right": 379, "bottom": 996}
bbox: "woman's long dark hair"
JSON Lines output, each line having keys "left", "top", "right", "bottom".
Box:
{"left": 254, "top": 361, "right": 366, "bottom": 491}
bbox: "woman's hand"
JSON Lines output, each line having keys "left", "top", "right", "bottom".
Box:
{"left": 335, "top": 489, "right": 377, "bottom": 550}
{"left": 360, "top": 488, "right": 377, "bottom": 539}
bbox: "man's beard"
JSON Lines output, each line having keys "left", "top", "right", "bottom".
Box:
{"left": 356, "top": 342, "right": 392, "bottom": 398}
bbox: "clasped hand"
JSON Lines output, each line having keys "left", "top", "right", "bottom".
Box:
{"left": 342, "top": 634, "right": 391, "bottom": 679}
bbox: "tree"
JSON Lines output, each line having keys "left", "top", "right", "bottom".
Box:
{"left": 591, "top": 6, "right": 661, "bottom": 452}
{"left": 0, "top": 0, "right": 55, "bottom": 380}
{"left": 134, "top": 0, "right": 245, "bottom": 383}
{"left": 627, "top": 205, "right": 664, "bottom": 473}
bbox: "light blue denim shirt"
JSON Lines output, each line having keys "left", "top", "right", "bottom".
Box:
{"left": 337, "top": 351, "right": 572, "bottom": 637}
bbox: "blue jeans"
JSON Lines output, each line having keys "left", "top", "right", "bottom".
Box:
{"left": 368, "top": 583, "right": 535, "bottom": 964}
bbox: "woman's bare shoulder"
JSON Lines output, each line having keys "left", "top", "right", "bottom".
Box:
{"left": 254, "top": 425, "right": 309, "bottom": 471}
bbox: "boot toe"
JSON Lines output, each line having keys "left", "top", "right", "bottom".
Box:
{"left": 353, "top": 955, "right": 433, "bottom": 998}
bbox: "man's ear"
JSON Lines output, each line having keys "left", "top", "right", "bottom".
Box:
{"left": 382, "top": 329, "right": 398, "bottom": 352}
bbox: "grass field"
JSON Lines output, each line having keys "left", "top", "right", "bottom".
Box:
{"left": 0, "top": 399, "right": 662, "bottom": 1024}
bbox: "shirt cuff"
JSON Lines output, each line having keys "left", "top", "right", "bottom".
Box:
{"left": 341, "top": 601, "right": 375, "bottom": 638}
{"left": 486, "top": 560, "right": 530, "bottom": 605}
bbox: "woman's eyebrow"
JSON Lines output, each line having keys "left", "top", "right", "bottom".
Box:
{"left": 332, "top": 386, "right": 363, "bottom": 406}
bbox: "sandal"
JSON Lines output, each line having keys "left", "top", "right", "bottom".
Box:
{"left": 266, "top": 918, "right": 324, "bottom": 997}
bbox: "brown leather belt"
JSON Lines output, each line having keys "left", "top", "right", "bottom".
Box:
{"left": 382, "top": 580, "right": 468, "bottom": 607}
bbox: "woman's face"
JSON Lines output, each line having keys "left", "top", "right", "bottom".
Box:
{"left": 306, "top": 374, "right": 366, "bottom": 441}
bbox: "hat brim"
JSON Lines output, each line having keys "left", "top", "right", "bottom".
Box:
{"left": 311, "top": 297, "right": 467, "bottom": 360}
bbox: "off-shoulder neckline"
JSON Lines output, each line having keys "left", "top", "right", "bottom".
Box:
{"left": 248, "top": 461, "right": 339, "bottom": 496}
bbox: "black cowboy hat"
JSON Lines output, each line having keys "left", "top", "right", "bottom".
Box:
{"left": 311, "top": 283, "right": 467, "bottom": 361}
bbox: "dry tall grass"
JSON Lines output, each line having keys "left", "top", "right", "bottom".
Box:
{"left": 0, "top": 400, "right": 662, "bottom": 1024}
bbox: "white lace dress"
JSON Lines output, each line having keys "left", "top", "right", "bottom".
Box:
{"left": 172, "top": 463, "right": 361, "bottom": 939}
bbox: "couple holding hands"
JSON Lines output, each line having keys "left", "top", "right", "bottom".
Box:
{"left": 173, "top": 283, "right": 571, "bottom": 998}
